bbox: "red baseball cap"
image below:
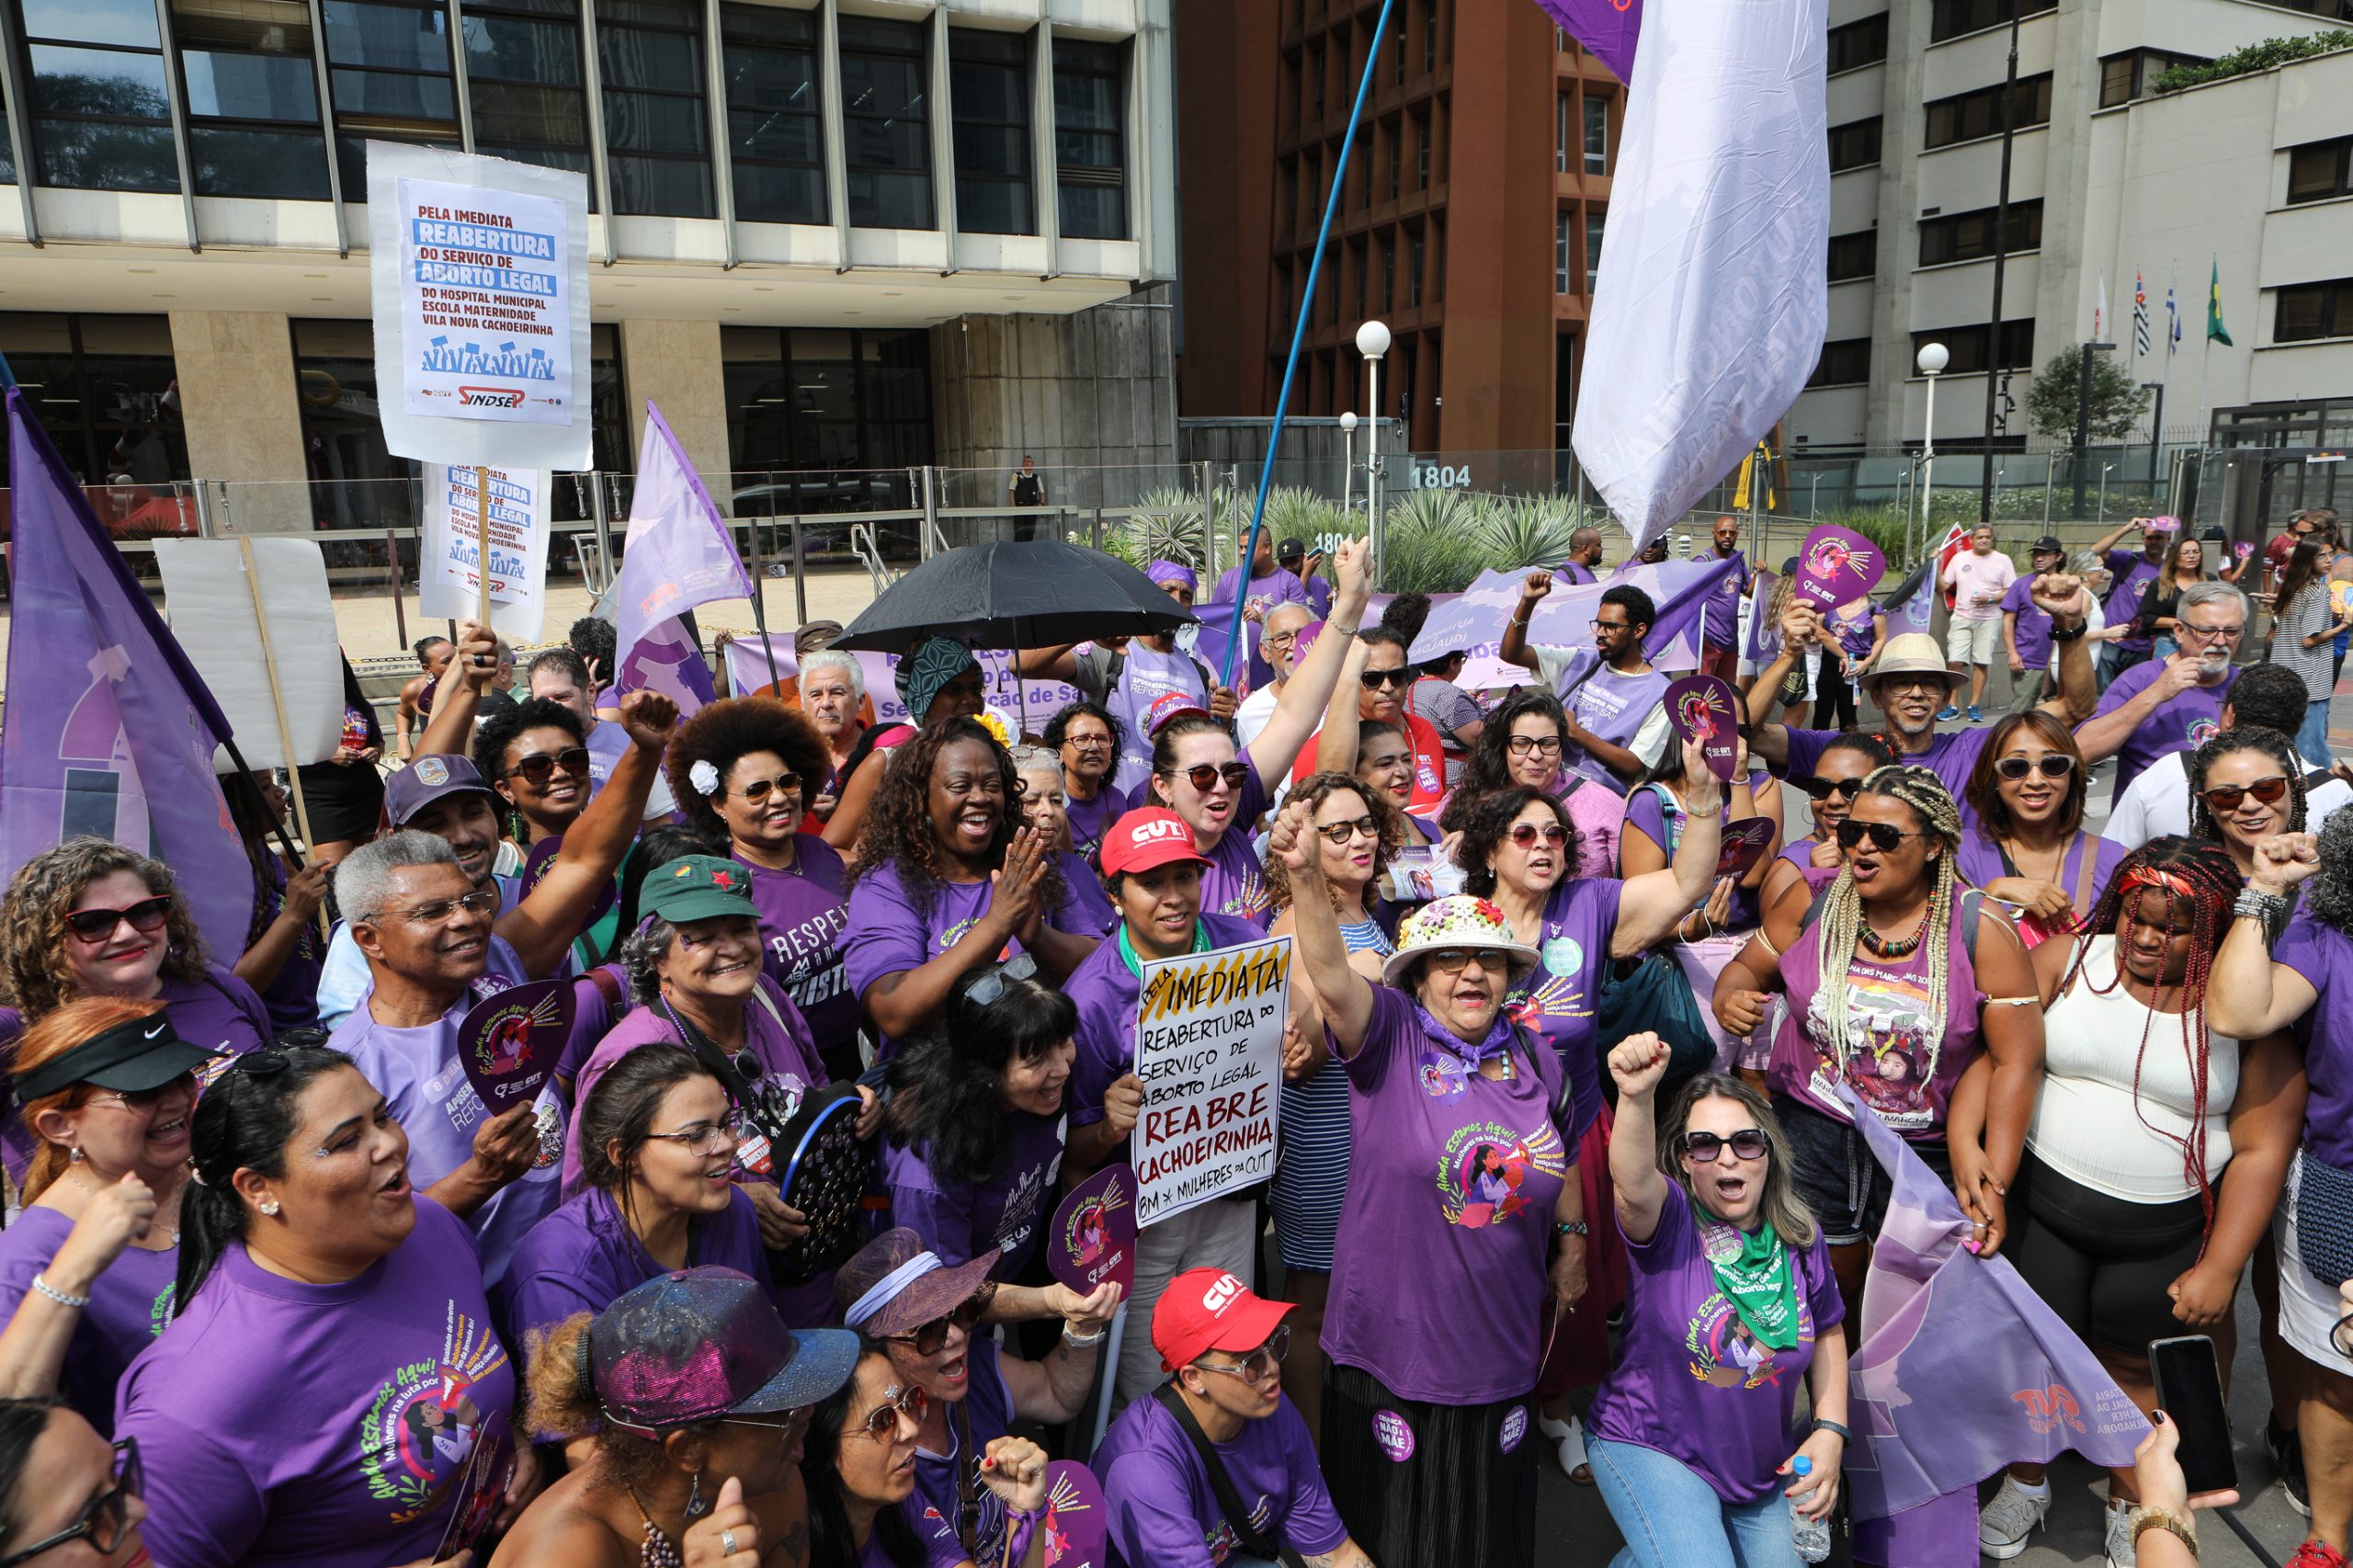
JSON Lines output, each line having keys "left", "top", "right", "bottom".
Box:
{"left": 1154, "top": 1268, "right": 1292, "bottom": 1371}
{"left": 1101, "top": 807, "right": 1210, "bottom": 878}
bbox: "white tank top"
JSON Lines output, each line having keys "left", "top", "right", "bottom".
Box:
{"left": 2027, "top": 937, "right": 2238, "bottom": 1203}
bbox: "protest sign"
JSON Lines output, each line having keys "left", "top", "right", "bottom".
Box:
{"left": 1040, "top": 1462, "right": 1109, "bottom": 1568}
{"left": 152, "top": 538, "right": 343, "bottom": 772}
{"left": 1046, "top": 1166, "right": 1136, "bottom": 1297}
{"left": 458, "top": 980, "right": 573, "bottom": 1117}
{"left": 1663, "top": 675, "right": 1739, "bottom": 780}
{"left": 433, "top": 1413, "right": 515, "bottom": 1564}
{"left": 1131, "top": 937, "right": 1290, "bottom": 1227}
{"left": 1790, "top": 523, "right": 1885, "bottom": 610}
{"left": 367, "top": 142, "right": 591, "bottom": 472}
{"left": 1717, "top": 817, "right": 1777, "bottom": 881}
{"left": 419, "top": 464, "right": 551, "bottom": 640}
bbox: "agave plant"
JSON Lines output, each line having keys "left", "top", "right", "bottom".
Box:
{"left": 1473, "top": 494, "right": 1584, "bottom": 573}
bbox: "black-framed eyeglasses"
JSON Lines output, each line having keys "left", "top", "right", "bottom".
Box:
{"left": 1358, "top": 667, "right": 1414, "bottom": 690}
{"left": 1166, "top": 762, "right": 1250, "bottom": 793}
{"left": 1312, "top": 816, "right": 1380, "bottom": 845}
{"left": 0, "top": 1437, "right": 140, "bottom": 1567}
{"left": 731, "top": 771, "right": 803, "bottom": 803}
{"left": 961, "top": 953, "right": 1038, "bottom": 1009}
{"left": 1994, "top": 755, "right": 2075, "bottom": 781}
{"left": 1792, "top": 776, "right": 1867, "bottom": 801}
{"left": 1680, "top": 1129, "right": 1769, "bottom": 1164}
{"left": 63, "top": 896, "right": 171, "bottom": 944}
{"left": 395, "top": 889, "right": 501, "bottom": 926}
{"left": 1506, "top": 735, "right": 1564, "bottom": 757}
{"left": 1835, "top": 820, "right": 1924, "bottom": 853}
{"left": 506, "top": 746, "right": 592, "bottom": 785}
{"left": 851, "top": 1382, "right": 928, "bottom": 1442}
{"left": 881, "top": 1282, "right": 999, "bottom": 1358}
{"left": 2203, "top": 776, "right": 2290, "bottom": 812}
{"left": 1193, "top": 1324, "right": 1290, "bottom": 1389}
{"left": 642, "top": 1107, "right": 747, "bottom": 1157}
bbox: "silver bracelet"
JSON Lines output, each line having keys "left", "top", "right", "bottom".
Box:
{"left": 2234, "top": 888, "right": 2288, "bottom": 928}
{"left": 30, "top": 1275, "right": 88, "bottom": 1310}
{"left": 1062, "top": 1323, "right": 1108, "bottom": 1348}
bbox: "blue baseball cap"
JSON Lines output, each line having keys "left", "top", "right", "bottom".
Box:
{"left": 385, "top": 754, "right": 497, "bottom": 825}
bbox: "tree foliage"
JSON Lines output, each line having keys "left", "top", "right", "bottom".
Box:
{"left": 2023, "top": 348, "right": 2152, "bottom": 444}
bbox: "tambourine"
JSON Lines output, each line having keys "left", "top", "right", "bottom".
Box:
{"left": 768, "top": 1082, "right": 870, "bottom": 1284}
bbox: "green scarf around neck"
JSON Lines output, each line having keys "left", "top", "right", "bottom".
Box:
{"left": 1117, "top": 919, "right": 1213, "bottom": 979}
{"left": 1697, "top": 1199, "right": 1802, "bottom": 1352}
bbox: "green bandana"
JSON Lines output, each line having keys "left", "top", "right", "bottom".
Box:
{"left": 1697, "top": 1201, "right": 1802, "bottom": 1352}
{"left": 1116, "top": 919, "right": 1213, "bottom": 980}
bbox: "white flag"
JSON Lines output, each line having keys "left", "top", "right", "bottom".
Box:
{"left": 1571, "top": 0, "right": 1829, "bottom": 554}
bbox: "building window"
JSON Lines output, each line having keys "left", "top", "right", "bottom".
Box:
{"left": 2275, "top": 278, "right": 2353, "bottom": 343}
{"left": 1308, "top": 42, "right": 1323, "bottom": 119}
{"left": 840, "top": 16, "right": 932, "bottom": 229}
{"left": 1423, "top": 2, "right": 1436, "bottom": 71}
{"left": 1415, "top": 114, "right": 1429, "bottom": 188}
{"left": 2289, "top": 138, "right": 2353, "bottom": 205}
{"left": 322, "top": 0, "right": 460, "bottom": 195}
{"left": 722, "top": 3, "right": 824, "bottom": 225}
{"left": 1408, "top": 226, "right": 1424, "bottom": 306}
{"left": 1554, "top": 93, "right": 1566, "bottom": 174}
{"left": 1555, "top": 211, "right": 1570, "bottom": 294}
{"left": 1911, "top": 320, "right": 2035, "bottom": 373}
{"left": 1583, "top": 93, "right": 1607, "bottom": 175}
{"left": 1928, "top": 0, "right": 2055, "bottom": 45}
{"left": 1807, "top": 337, "right": 1871, "bottom": 388}
{"left": 21, "top": 0, "right": 178, "bottom": 190}
{"left": 1054, "top": 39, "right": 1125, "bottom": 239}
{"left": 1827, "top": 228, "right": 1877, "bottom": 281}
{"left": 0, "top": 312, "right": 185, "bottom": 487}
{"left": 1585, "top": 209, "right": 1604, "bottom": 291}
{"left": 1353, "top": 237, "right": 1368, "bottom": 317}
{"left": 1381, "top": 239, "right": 1393, "bottom": 309}
{"left": 1923, "top": 74, "right": 2052, "bottom": 149}
{"left": 173, "top": 0, "right": 330, "bottom": 199}
{"left": 461, "top": 0, "right": 590, "bottom": 186}
{"left": 2097, "top": 49, "right": 2204, "bottom": 108}
{"left": 1918, "top": 199, "right": 2041, "bottom": 266}
{"left": 722, "top": 324, "right": 934, "bottom": 491}
{"left": 949, "top": 29, "right": 1030, "bottom": 235}
{"left": 1827, "top": 117, "right": 1881, "bottom": 172}
{"left": 1826, "top": 14, "right": 1887, "bottom": 74}
{"left": 598, "top": 0, "right": 713, "bottom": 218}
{"left": 1386, "top": 119, "right": 1399, "bottom": 198}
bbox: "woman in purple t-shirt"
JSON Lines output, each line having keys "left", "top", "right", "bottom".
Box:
{"left": 1012, "top": 749, "right": 1119, "bottom": 937}
{"left": 1957, "top": 711, "right": 2125, "bottom": 949}
{"left": 1438, "top": 688, "right": 1627, "bottom": 881}
{"left": 1758, "top": 735, "right": 1894, "bottom": 915}
{"left": 1588, "top": 1038, "right": 1847, "bottom": 1564}
{"left": 667, "top": 697, "right": 862, "bottom": 1077}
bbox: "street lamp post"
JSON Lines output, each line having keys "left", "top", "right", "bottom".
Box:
{"left": 1340, "top": 411, "right": 1358, "bottom": 518}
{"left": 1357, "top": 320, "right": 1392, "bottom": 581}
{"left": 2098, "top": 462, "right": 2116, "bottom": 525}
{"left": 1917, "top": 342, "right": 1949, "bottom": 561}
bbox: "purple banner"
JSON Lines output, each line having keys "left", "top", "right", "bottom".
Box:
{"left": 1405, "top": 558, "right": 1736, "bottom": 677}
{"left": 1532, "top": 0, "right": 1640, "bottom": 83}
{"left": 0, "top": 389, "right": 257, "bottom": 960}
{"left": 613, "top": 402, "right": 749, "bottom": 717}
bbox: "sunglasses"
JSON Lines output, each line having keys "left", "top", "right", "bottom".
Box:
{"left": 1193, "top": 1324, "right": 1291, "bottom": 1389}
{"left": 0, "top": 1437, "right": 140, "bottom": 1568}
{"left": 1506, "top": 735, "right": 1564, "bottom": 756}
{"left": 2202, "top": 776, "right": 2290, "bottom": 812}
{"left": 1359, "top": 667, "right": 1415, "bottom": 690}
{"left": 1791, "top": 776, "right": 1867, "bottom": 801}
{"left": 1166, "top": 762, "right": 1251, "bottom": 793}
{"left": 881, "top": 1283, "right": 998, "bottom": 1358}
{"left": 64, "top": 896, "right": 171, "bottom": 944}
{"left": 962, "top": 952, "right": 1039, "bottom": 1008}
{"left": 1994, "top": 755, "right": 2075, "bottom": 781}
{"left": 851, "top": 1381, "right": 928, "bottom": 1442}
{"left": 1680, "top": 1129, "right": 1770, "bottom": 1164}
{"left": 1426, "top": 948, "right": 1512, "bottom": 975}
{"left": 1312, "top": 816, "right": 1381, "bottom": 845}
{"left": 1835, "top": 820, "right": 1925, "bottom": 853}
{"left": 1508, "top": 822, "right": 1567, "bottom": 847}
{"left": 87, "top": 1071, "right": 199, "bottom": 1114}
{"left": 505, "top": 746, "right": 592, "bottom": 785}
{"left": 731, "top": 771, "right": 803, "bottom": 803}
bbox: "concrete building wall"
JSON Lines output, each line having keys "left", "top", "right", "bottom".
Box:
{"left": 928, "top": 287, "right": 1179, "bottom": 488}
{"left": 167, "top": 311, "right": 312, "bottom": 533}
{"left": 619, "top": 320, "right": 733, "bottom": 490}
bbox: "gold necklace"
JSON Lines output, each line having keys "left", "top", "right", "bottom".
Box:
{"left": 67, "top": 1169, "right": 183, "bottom": 1246}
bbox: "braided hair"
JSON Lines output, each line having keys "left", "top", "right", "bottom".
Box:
{"left": 1811, "top": 766, "right": 1964, "bottom": 1085}
{"left": 2055, "top": 836, "right": 2241, "bottom": 1247}
{"left": 2186, "top": 727, "right": 2308, "bottom": 846}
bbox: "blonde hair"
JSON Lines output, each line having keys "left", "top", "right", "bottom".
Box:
{"left": 1656, "top": 1074, "right": 1817, "bottom": 1247}
{"left": 1813, "top": 766, "right": 1963, "bottom": 1086}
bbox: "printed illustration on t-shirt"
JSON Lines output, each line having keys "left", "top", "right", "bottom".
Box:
{"left": 2187, "top": 716, "right": 2220, "bottom": 750}
{"left": 992, "top": 1142, "right": 1066, "bottom": 1255}
{"left": 1684, "top": 1291, "right": 1809, "bottom": 1392}
{"left": 1214, "top": 866, "right": 1272, "bottom": 925}
{"left": 360, "top": 1299, "right": 509, "bottom": 1523}
{"left": 1504, "top": 970, "right": 1590, "bottom": 1046}
{"left": 1438, "top": 1118, "right": 1567, "bottom": 1229}
{"left": 1803, "top": 968, "right": 1938, "bottom": 1131}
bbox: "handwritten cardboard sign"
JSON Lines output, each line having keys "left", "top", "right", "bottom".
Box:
{"left": 1790, "top": 524, "right": 1886, "bottom": 610}
{"left": 1663, "top": 675, "right": 1741, "bottom": 781}
{"left": 1040, "top": 1461, "right": 1109, "bottom": 1568}
{"left": 458, "top": 980, "right": 572, "bottom": 1115}
{"left": 1131, "top": 937, "right": 1291, "bottom": 1227}
{"left": 1047, "top": 1166, "right": 1136, "bottom": 1297}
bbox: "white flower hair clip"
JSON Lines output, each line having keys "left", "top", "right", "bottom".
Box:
{"left": 688, "top": 760, "right": 722, "bottom": 797}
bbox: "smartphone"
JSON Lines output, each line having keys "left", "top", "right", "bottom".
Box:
{"left": 2148, "top": 1335, "right": 2238, "bottom": 1495}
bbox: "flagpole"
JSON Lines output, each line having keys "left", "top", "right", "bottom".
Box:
{"left": 236, "top": 537, "right": 332, "bottom": 942}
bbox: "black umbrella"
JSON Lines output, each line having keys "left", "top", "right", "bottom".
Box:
{"left": 830, "top": 540, "right": 1198, "bottom": 654}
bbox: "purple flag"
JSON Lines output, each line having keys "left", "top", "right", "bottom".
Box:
{"left": 1744, "top": 571, "right": 1784, "bottom": 663}
{"left": 613, "top": 403, "right": 750, "bottom": 717}
{"left": 1406, "top": 558, "right": 1737, "bottom": 676}
{"left": 1532, "top": 0, "right": 1640, "bottom": 83}
{"left": 0, "top": 388, "right": 257, "bottom": 959}
{"left": 1834, "top": 1083, "right": 2146, "bottom": 1523}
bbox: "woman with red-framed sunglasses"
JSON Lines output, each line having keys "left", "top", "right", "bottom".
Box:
{"left": 2188, "top": 728, "right": 2309, "bottom": 891}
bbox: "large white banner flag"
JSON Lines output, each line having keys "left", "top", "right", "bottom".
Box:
{"left": 1572, "top": 0, "right": 1829, "bottom": 553}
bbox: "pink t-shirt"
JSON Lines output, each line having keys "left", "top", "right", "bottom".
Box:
{"left": 1943, "top": 550, "right": 2018, "bottom": 621}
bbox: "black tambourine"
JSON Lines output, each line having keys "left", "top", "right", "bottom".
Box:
{"left": 770, "top": 1082, "right": 869, "bottom": 1284}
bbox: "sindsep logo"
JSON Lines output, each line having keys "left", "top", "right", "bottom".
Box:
{"left": 459, "top": 386, "right": 526, "bottom": 409}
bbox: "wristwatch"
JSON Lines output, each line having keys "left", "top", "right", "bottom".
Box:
{"left": 1552, "top": 1219, "right": 1590, "bottom": 1239}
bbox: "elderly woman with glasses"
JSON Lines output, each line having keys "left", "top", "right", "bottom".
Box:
{"left": 1958, "top": 711, "right": 2125, "bottom": 948}
{"left": 0, "top": 1396, "right": 145, "bottom": 1568}
{"left": 496, "top": 1267, "right": 858, "bottom": 1567}
{"left": 1437, "top": 688, "right": 1629, "bottom": 881}
{"left": 1011, "top": 747, "right": 1117, "bottom": 937}
{"left": 1040, "top": 702, "right": 1126, "bottom": 865}
{"left": 835, "top": 1230, "right": 1112, "bottom": 1568}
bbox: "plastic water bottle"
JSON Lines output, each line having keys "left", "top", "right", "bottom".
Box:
{"left": 1790, "top": 1458, "right": 1832, "bottom": 1564}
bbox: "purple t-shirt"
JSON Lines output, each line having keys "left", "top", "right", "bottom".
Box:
{"left": 1557, "top": 560, "right": 1600, "bottom": 586}
{"left": 1323, "top": 985, "right": 1573, "bottom": 1403}
{"left": 1624, "top": 784, "right": 1764, "bottom": 930}
{"left": 1954, "top": 829, "right": 2126, "bottom": 928}
{"left": 882, "top": 1108, "right": 1065, "bottom": 1276}
{"left": 1064, "top": 786, "right": 1123, "bottom": 863}
{"left": 1068, "top": 915, "right": 1267, "bottom": 1168}
{"left": 2103, "top": 548, "right": 2165, "bottom": 654}
{"left": 1827, "top": 600, "right": 1877, "bottom": 662}
{"left": 1587, "top": 1195, "right": 1843, "bottom": 1504}
{"left": 1702, "top": 548, "right": 1752, "bottom": 651}
{"left": 900, "top": 1336, "right": 1020, "bottom": 1568}
{"left": 1211, "top": 563, "right": 1311, "bottom": 610}
{"left": 842, "top": 863, "right": 1018, "bottom": 1060}
{"left": 116, "top": 1198, "right": 516, "bottom": 1568}
{"left": 2086, "top": 660, "right": 2237, "bottom": 806}
{"left": 496, "top": 1184, "right": 770, "bottom": 1347}
{"left": 1503, "top": 879, "right": 1622, "bottom": 1141}
{"left": 1051, "top": 849, "right": 1118, "bottom": 938}
{"left": 1095, "top": 1391, "right": 1348, "bottom": 1568}
{"left": 737, "top": 838, "right": 857, "bottom": 1065}
{"left": 328, "top": 937, "right": 612, "bottom": 1282}
{"left": 1558, "top": 653, "right": 1671, "bottom": 796}
{"left": 0, "top": 1208, "right": 175, "bottom": 1435}
{"left": 1782, "top": 725, "right": 1995, "bottom": 823}
{"left": 2268, "top": 916, "right": 2353, "bottom": 1169}
{"left": 2001, "top": 576, "right": 2055, "bottom": 670}
{"left": 1198, "top": 761, "right": 1277, "bottom": 928}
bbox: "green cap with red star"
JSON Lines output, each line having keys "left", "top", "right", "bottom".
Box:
{"left": 641, "top": 854, "right": 757, "bottom": 926}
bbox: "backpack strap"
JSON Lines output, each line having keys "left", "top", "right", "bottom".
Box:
{"left": 1149, "top": 1382, "right": 1304, "bottom": 1568}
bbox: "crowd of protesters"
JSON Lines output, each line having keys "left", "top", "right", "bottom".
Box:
{"left": 0, "top": 519, "right": 2349, "bottom": 1568}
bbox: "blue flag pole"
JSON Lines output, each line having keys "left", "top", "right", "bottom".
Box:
{"left": 1221, "top": 0, "right": 1399, "bottom": 688}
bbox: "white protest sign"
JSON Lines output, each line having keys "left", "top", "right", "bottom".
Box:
{"left": 419, "top": 464, "right": 551, "bottom": 640}
{"left": 152, "top": 538, "right": 343, "bottom": 770}
{"left": 367, "top": 142, "right": 592, "bottom": 471}
{"left": 1131, "top": 936, "right": 1290, "bottom": 1227}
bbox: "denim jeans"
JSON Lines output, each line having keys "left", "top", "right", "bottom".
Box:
{"left": 2299, "top": 695, "right": 2334, "bottom": 767}
{"left": 1587, "top": 1435, "right": 1800, "bottom": 1568}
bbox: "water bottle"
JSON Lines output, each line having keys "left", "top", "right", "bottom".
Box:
{"left": 1790, "top": 1457, "right": 1832, "bottom": 1564}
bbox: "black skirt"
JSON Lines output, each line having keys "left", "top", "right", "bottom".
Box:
{"left": 1322, "top": 1359, "right": 1538, "bottom": 1568}
{"left": 293, "top": 757, "right": 387, "bottom": 845}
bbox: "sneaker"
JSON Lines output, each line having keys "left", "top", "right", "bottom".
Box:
{"left": 1791, "top": 1508, "right": 1832, "bottom": 1564}
{"left": 2104, "top": 1495, "right": 2138, "bottom": 1568}
{"left": 1967, "top": 704, "right": 1984, "bottom": 722}
{"left": 1937, "top": 705, "right": 1962, "bottom": 722}
{"left": 2269, "top": 1418, "right": 2313, "bottom": 1518}
{"left": 2287, "top": 1541, "right": 2351, "bottom": 1568}
{"left": 1978, "top": 1473, "right": 2052, "bottom": 1561}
